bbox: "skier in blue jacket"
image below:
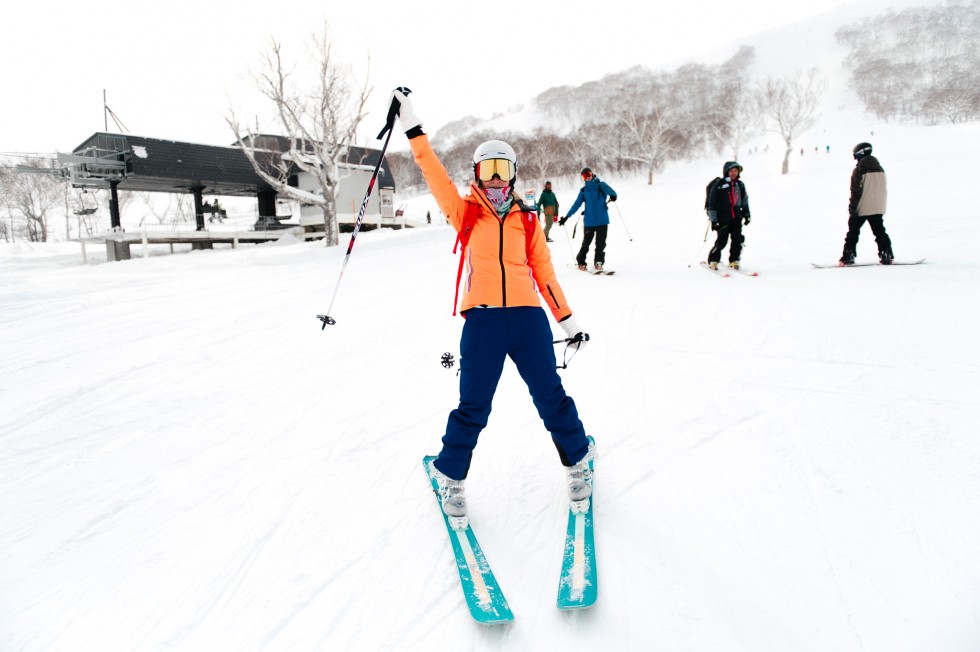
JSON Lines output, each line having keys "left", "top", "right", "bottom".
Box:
{"left": 559, "top": 167, "right": 618, "bottom": 272}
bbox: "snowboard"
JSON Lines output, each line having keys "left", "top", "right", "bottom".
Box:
{"left": 812, "top": 258, "right": 926, "bottom": 269}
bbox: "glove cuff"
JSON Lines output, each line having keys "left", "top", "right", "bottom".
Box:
{"left": 560, "top": 315, "right": 581, "bottom": 338}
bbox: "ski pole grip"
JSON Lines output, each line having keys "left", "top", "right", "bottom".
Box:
{"left": 377, "top": 96, "right": 401, "bottom": 140}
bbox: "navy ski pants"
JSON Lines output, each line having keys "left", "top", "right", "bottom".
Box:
{"left": 433, "top": 306, "right": 590, "bottom": 480}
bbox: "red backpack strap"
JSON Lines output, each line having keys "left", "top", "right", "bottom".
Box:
{"left": 452, "top": 203, "right": 482, "bottom": 316}
{"left": 521, "top": 211, "right": 537, "bottom": 256}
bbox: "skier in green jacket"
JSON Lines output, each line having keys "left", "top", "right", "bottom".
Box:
{"left": 537, "top": 181, "right": 559, "bottom": 242}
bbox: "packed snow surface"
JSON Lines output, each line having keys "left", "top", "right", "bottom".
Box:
{"left": 2, "top": 119, "right": 979, "bottom": 650}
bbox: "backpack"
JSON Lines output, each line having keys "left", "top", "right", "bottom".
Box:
{"left": 452, "top": 200, "right": 537, "bottom": 316}
{"left": 704, "top": 177, "right": 722, "bottom": 211}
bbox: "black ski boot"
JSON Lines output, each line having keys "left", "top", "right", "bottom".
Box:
{"left": 879, "top": 250, "right": 893, "bottom": 265}
{"left": 839, "top": 250, "right": 856, "bottom": 266}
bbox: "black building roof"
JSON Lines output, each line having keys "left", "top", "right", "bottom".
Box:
{"left": 71, "top": 132, "right": 393, "bottom": 196}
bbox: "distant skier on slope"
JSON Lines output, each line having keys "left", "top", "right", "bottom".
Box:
{"left": 536, "top": 181, "right": 559, "bottom": 242}
{"left": 839, "top": 142, "right": 893, "bottom": 266}
{"left": 706, "top": 161, "right": 752, "bottom": 271}
{"left": 387, "top": 87, "right": 595, "bottom": 525}
{"left": 559, "top": 167, "right": 617, "bottom": 273}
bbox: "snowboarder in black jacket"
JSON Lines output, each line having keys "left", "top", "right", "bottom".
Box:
{"left": 706, "top": 161, "right": 751, "bottom": 270}
{"left": 840, "top": 142, "right": 892, "bottom": 265}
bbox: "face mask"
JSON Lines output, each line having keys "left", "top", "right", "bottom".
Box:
{"left": 484, "top": 187, "right": 510, "bottom": 208}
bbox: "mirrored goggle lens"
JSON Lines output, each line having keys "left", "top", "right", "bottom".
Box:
{"left": 476, "top": 158, "right": 516, "bottom": 182}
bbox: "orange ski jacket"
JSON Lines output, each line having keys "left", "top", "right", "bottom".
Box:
{"left": 409, "top": 134, "right": 572, "bottom": 322}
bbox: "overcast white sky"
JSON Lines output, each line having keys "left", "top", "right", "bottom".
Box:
{"left": 1, "top": 0, "right": 847, "bottom": 156}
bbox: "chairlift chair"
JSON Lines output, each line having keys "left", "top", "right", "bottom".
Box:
{"left": 74, "top": 189, "right": 98, "bottom": 216}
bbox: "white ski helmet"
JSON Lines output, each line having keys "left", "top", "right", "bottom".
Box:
{"left": 472, "top": 140, "right": 518, "bottom": 186}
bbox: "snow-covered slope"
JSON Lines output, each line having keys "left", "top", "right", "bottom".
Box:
{"left": 2, "top": 115, "right": 979, "bottom": 651}
{"left": 443, "top": 0, "right": 943, "bottom": 145}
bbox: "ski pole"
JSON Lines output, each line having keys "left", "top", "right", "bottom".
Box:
{"left": 687, "top": 221, "right": 711, "bottom": 267}
{"left": 563, "top": 216, "right": 576, "bottom": 258}
{"left": 611, "top": 201, "right": 633, "bottom": 241}
{"left": 316, "top": 101, "right": 400, "bottom": 329}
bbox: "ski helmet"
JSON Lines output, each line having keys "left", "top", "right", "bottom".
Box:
{"left": 472, "top": 140, "right": 518, "bottom": 187}
{"left": 853, "top": 142, "right": 873, "bottom": 160}
{"left": 580, "top": 167, "right": 593, "bottom": 177}
{"left": 723, "top": 161, "right": 743, "bottom": 176}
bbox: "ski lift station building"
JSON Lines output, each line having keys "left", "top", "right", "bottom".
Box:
{"left": 61, "top": 132, "right": 397, "bottom": 259}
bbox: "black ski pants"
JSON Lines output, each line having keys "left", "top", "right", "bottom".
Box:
{"left": 843, "top": 214, "right": 891, "bottom": 255}
{"left": 577, "top": 225, "right": 608, "bottom": 267}
{"left": 708, "top": 218, "right": 744, "bottom": 264}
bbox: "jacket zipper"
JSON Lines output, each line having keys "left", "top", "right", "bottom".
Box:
{"left": 498, "top": 217, "right": 507, "bottom": 306}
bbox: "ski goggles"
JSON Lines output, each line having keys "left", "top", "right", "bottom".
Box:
{"left": 475, "top": 158, "right": 516, "bottom": 182}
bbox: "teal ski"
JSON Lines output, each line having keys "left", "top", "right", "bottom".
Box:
{"left": 557, "top": 436, "right": 597, "bottom": 610}
{"left": 423, "top": 456, "right": 514, "bottom": 624}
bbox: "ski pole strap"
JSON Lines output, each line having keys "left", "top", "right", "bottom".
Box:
{"left": 554, "top": 337, "right": 583, "bottom": 370}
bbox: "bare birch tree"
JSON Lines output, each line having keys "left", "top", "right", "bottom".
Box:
{"left": 228, "top": 22, "right": 370, "bottom": 247}
{"left": 756, "top": 69, "right": 826, "bottom": 174}
{"left": 697, "top": 46, "right": 760, "bottom": 159}
{"left": 0, "top": 159, "right": 63, "bottom": 242}
{"left": 614, "top": 73, "right": 684, "bottom": 185}
{"left": 836, "top": 2, "right": 980, "bottom": 124}
{"left": 724, "top": 95, "right": 765, "bottom": 160}
{"left": 515, "top": 129, "right": 571, "bottom": 184}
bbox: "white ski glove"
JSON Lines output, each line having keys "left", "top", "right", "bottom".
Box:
{"left": 560, "top": 315, "right": 590, "bottom": 352}
{"left": 390, "top": 87, "right": 422, "bottom": 133}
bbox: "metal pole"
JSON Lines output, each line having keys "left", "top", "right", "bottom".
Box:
{"left": 611, "top": 201, "right": 632, "bottom": 242}
{"left": 687, "top": 221, "right": 712, "bottom": 267}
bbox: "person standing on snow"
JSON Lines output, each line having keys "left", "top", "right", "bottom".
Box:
{"left": 559, "top": 168, "right": 617, "bottom": 272}
{"left": 386, "top": 87, "right": 595, "bottom": 526}
{"left": 536, "top": 181, "right": 559, "bottom": 242}
{"left": 839, "top": 142, "right": 892, "bottom": 265}
{"left": 706, "top": 161, "right": 751, "bottom": 270}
